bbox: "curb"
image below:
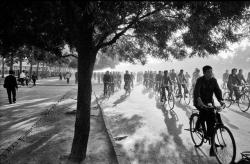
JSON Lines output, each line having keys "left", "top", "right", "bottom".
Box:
{"left": 94, "top": 93, "right": 131, "bottom": 164}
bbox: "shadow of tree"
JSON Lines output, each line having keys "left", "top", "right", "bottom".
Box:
{"left": 112, "top": 94, "right": 129, "bottom": 107}
{"left": 106, "top": 113, "right": 144, "bottom": 137}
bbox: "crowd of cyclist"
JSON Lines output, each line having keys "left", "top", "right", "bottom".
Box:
{"left": 102, "top": 71, "right": 135, "bottom": 96}
{"left": 222, "top": 69, "right": 250, "bottom": 103}
{"left": 102, "top": 68, "right": 250, "bottom": 101}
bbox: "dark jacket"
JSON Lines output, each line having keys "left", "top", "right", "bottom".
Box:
{"left": 4, "top": 75, "right": 18, "bottom": 89}
{"left": 124, "top": 73, "right": 131, "bottom": 82}
{"left": 227, "top": 74, "right": 241, "bottom": 87}
{"left": 193, "top": 76, "right": 223, "bottom": 107}
{"left": 103, "top": 74, "right": 111, "bottom": 83}
{"left": 162, "top": 75, "right": 172, "bottom": 86}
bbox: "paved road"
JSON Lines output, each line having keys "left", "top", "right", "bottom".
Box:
{"left": 0, "top": 77, "right": 103, "bottom": 153}
{"left": 101, "top": 84, "right": 250, "bottom": 164}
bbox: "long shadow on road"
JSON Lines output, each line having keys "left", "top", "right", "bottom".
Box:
{"left": 112, "top": 94, "right": 129, "bottom": 107}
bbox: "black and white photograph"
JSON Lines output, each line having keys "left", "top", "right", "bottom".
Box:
{"left": 0, "top": 1, "right": 250, "bottom": 164}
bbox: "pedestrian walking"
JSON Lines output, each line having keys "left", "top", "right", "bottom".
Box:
{"left": 19, "top": 70, "right": 26, "bottom": 86}
{"left": 59, "top": 72, "right": 62, "bottom": 80}
{"left": 31, "top": 72, "right": 38, "bottom": 86}
{"left": 65, "top": 72, "right": 71, "bottom": 84}
{"left": 3, "top": 70, "right": 18, "bottom": 104}
{"left": 25, "top": 71, "right": 30, "bottom": 86}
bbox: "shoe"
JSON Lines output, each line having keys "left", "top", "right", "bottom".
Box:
{"left": 13, "top": 101, "right": 16, "bottom": 103}
{"left": 209, "top": 147, "right": 216, "bottom": 156}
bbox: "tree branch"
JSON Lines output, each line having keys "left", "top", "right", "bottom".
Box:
{"left": 62, "top": 54, "right": 78, "bottom": 59}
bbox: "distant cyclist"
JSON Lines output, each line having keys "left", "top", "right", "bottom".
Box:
{"left": 192, "top": 68, "right": 201, "bottom": 89}
{"left": 222, "top": 70, "right": 229, "bottom": 89}
{"left": 124, "top": 70, "right": 131, "bottom": 92}
{"left": 103, "top": 71, "right": 111, "bottom": 96}
{"left": 161, "top": 70, "right": 172, "bottom": 102}
{"left": 170, "top": 69, "right": 178, "bottom": 90}
{"left": 185, "top": 72, "right": 191, "bottom": 88}
{"left": 155, "top": 71, "right": 163, "bottom": 92}
{"left": 227, "top": 68, "right": 241, "bottom": 102}
{"left": 177, "top": 69, "right": 188, "bottom": 98}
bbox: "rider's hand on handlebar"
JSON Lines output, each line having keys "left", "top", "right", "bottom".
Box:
{"left": 219, "top": 100, "right": 226, "bottom": 109}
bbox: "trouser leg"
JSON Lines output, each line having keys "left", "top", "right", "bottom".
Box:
{"left": 12, "top": 88, "right": 16, "bottom": 102}
{"left": 178, "top": 84, "right": 182, "bottom": 95}
{"left": 7, "top": 88, "right": 12, "bottom": 104}
{"left": 233, "top": 86, "right": 240, "bottom": 100}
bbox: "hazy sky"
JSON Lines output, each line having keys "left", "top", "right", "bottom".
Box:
{"left": 104, "top": 38, "right": 250, "bottom": 78}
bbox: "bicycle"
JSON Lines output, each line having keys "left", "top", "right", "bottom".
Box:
{"left": 104, "top": 82, "right": 112, "bottom": 99}
{"left": 160, "top": 85, "right": 175, "bottom": 110}
{"left": 223, "top": 84, "right": 250, "bottom": 112}
{"left": 124, "top": 81, "right": 131, "bottom": 96}
{"left": 189, "top": 105, "right": 236, "bottom": 164}
{"left": 175, "top": 83, "right": 191, "bottom": 105}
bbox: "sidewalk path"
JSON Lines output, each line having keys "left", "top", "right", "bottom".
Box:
{"left": 0, "top": 78, "right": 118, "bottom": 164}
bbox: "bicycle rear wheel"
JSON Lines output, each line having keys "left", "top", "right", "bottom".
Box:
{"left": 238, "top": 94, "right": 250, "bottom": 112}
{"left": 212, "top": 125, "right": 236, "bottom": 164}
{"left": 190, "top": 113, "right": 204, "bottom": 147}
{"left": 168, "top": 92, "right": 175, "bottom": 110}
{"left": 223, "top": 92, "right": 232, "bottom": 108}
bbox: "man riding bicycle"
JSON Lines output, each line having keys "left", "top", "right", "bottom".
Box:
{"left": 177, "top": 69, "right": 188, "bottom": 98}
{"left": 222, "top": 70, "right": 229, "bottom": 89}
{"left": 193, "top": 65, "right": 225, "bottom": 156}
{"left": 161, "top": 70, "right": 172, "bottom": 102}
{"left": 155, "top": 71, "right": 163, "bottom": 92}
{"left": 170, "top": 69, "right": 178, "bottom": 91}
{"left": 124, "top": 70, "right": 131, "bottom": 92}
{"left": 103, "top": 71, "right": 111, "bottom": 96}
{"left": 227, "top": 68, "right": 241, "bottom": 103}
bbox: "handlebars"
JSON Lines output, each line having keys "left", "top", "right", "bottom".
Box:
{"left": 204, "top": 104, "right": 226, "bottom": 112}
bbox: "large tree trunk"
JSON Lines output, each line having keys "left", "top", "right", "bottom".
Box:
{"left": 10, "top": 54, "right": 14, "bottom": 71}
{"left": 69, "top": 17, "right": 96, "bottom": 163}
{"left": 1, "top": 57, "right": 4, "bottom": 78}
{"left": 69, "top": 47, "right": 97, "bottom": 162}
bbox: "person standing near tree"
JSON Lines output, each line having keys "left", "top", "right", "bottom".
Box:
{"left": 3, "top": 70, "right": 18, "bottom": 104}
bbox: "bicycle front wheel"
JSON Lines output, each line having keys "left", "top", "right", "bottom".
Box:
{"left": 190, "top": 113, "right": 204, "bottom": 147}
{"left": 223, "top": 92, "right": 232, "bottom": 108}
{"left": 212, "top": 125, "right": 236, "bottom": 164}
{"left": 168, "top": 92, "right": 175, "bottom": 110}
{"left": 238, "top": 94, "right": 250, "bottom": 112}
